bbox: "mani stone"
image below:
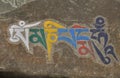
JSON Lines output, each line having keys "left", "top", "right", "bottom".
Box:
{"left": 0, "top": 0, "right": 120, "bottom": 78}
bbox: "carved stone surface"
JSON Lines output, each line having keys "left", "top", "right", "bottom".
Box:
{"left": 0, "top": 0, "right": 120, "bottom": 78}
